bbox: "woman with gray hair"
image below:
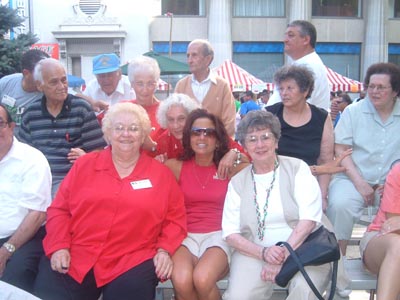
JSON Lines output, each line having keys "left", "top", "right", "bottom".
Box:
{"left": 154, "top": 93, "right": 249, "bottom": 179}
{"left": 34, "top": 102, "right": 187, "bottom": 300}
{"left": 127, "top": 56, "right": 164, "bottom": 146}
{"left": 222, "top": 110, "right": 332, "bottom": 300}
{"left": 266, "top": 64, "right": 335, "bottom": 211}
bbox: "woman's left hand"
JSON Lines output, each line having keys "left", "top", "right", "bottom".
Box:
{"left": 217, "top": 150, "right": 236, "bottom": 179}
{"left": 67, "top": 148, "right": 86, "bottom": 163}
{"left": 153, "top": 250, "right": 173, "bottom": 282}
{"left": 260, "top": 262, "right": 282, "bottom": 282}
{"left": 264, "top": 245, "right": 286, "bottom": 265}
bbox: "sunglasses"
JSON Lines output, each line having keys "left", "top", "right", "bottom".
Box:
{"left": 190, "top": 127, "right": 217, "bottom": 137}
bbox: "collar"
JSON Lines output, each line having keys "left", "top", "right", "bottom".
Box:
{"left": 360, "top": 97, "right": 400, "bottom": 116}
{"left": 40, "top": 94, "right": 72, "bottom": 118}
{"left": 94, "top": 146, "right": 155, "bottom": 180}
{"left": 191, "top": 69, "right": 217, "bottom": 85}
{"left": 0, "top": 137, "right": 24, "bottom": 163}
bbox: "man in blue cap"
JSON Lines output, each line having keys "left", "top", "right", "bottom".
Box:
{"left": 83, "top": 53, "right": 135, "bottom": 111}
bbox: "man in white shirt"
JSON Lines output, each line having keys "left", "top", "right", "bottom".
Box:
{"left": 0, "top": 104, "right": 52, "bottom": 293}
{"left": 83, "top": 53, "right": 135, "bottom": 111}
{"left": 267, "top": 20, "right": 330, "bottom": 111}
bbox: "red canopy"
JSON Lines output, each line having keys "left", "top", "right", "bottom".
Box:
{"left": 213, "top": 60, "right": 269, "bottom": 91}
{"left": 326, "top": 67, "right": 363, "bottom": 92}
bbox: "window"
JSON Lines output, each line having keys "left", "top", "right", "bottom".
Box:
{"left": 233, "top": 42, "right": 284, "bottom": 83}
{"left": 162, "top": 0, "right": 206, "bottom": 16}
{"left": 312, "top": 0, "right": 361, "bottom": 17}
{"left": 389, "top": 44, "right": 400, "bottom": 66}
{"left": 389, "top": 0, "right": 400, "bottom": 18}
{"left": 233, "top": 0, "right": 285, "bottom": 17}
{"left": 316, "top": 43, "right": 361, "bottom": 80}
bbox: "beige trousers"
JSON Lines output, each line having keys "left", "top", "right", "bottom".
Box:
{"left": 223, "top": 251, "right": 331, "bottom": 300}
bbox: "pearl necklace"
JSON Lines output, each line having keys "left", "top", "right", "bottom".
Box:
{"left": 250, "top": 159, "right": 279, "bottom": 241}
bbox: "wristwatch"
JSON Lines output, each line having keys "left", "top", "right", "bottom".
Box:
{"left": 2, "top": 242, "right": 16, "bottom": 254}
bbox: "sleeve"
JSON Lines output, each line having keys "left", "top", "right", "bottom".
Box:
{"left": 220, "top": 82, "right": 236, "bottom": 137}
{"left": 18, "top": 111, "right": 32, "bottom": 144}
{"left": 222, "top": 181, "right": 242, "bottom": 239}
{"left": 43, "top": 160, "right": 78, "bottom": 256}
{"left": 380, "top": 163, "right": 400, "bottom": 214}
{"left": 334, "top": 105, "right": 354, "bottom": 146}
{"left": 239, "top": 102, "right": 247, "bottom": 115}
{"left": 80, "top": 103, "right": 107, "bottom": 151}
{"left": 155, "top": 172, "right": 187, "bottom": 255}
{"left": 294, "top": 161, "right": 322, "bottom": 223}
{"left": 19, "top": 150, "right": 52, "bottom": 212}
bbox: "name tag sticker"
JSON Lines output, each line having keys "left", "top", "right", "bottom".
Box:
{"left": 2, "top": 95, "right": 16, "bottom": 107}
{"left": 130, "top": 179, "right": 152, "bottom": 190}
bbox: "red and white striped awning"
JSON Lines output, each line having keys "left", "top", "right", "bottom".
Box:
{"left": 326, "top": 67, "right": 363, "bottom": 92}
{"left": 157, "top": 78, "right": 171, "bottom": 91}
{"left": 213, "top": 60, "right": 266, "bottom": 92}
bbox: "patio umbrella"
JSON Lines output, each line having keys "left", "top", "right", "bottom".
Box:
{"left": 120, "top": 51, "right": 190, "bottom": 76}
{"left": 67, "top": 74, "right": 85, "bottom": 88}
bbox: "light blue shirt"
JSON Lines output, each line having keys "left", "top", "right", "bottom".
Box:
{"left": 334, "top": 97, "right": 400, "bottom": 184}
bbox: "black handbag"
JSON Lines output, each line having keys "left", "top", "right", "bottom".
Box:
{"left": 275, "top": 226, "right": 341, "bottom": 300}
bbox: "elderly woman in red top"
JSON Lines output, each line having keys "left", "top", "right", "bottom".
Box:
{"left": 165, "top": 109, "right": 247, "bottom": 300}
{"left": 156, "top": 93, "right": 248, "bottom": 180}
{"left": 33, "top": 102, "right": 187, "bottom": 300}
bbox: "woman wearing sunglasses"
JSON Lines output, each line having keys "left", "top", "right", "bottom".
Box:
{"left": 165, "top": 109, "right": 248, "bottom": 300}
{"left": 155, "top": 93, "right": 248, "bottom": 180}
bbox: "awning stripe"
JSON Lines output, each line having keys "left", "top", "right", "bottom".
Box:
{"left": 326, "top": 66, "right": 363, "bottom": 92}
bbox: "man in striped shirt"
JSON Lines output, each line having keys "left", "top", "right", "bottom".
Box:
{"left": 19, "top": 58, "right": 107, "bottom": 198}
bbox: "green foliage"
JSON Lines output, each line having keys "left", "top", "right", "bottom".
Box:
{"left": 0, "top": 4, "right": 38, "bottom": 78}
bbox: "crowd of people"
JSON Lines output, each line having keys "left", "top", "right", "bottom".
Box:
{"left": 1, "top": 19, "right": 400, "bottom": 300}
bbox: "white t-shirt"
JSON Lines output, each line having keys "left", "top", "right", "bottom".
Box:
{"left": 267, "top": 52, "right": 330, "bottom": 111}
{"left": 0, "top": 138, "right": 52, "bottom": 238}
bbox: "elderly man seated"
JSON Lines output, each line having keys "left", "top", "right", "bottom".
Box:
{"left": 0, "top": 104, "right": 52, "bottom": 293}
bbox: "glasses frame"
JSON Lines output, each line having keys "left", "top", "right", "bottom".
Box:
{"left": 366, "top": 84, "right": 392, "bottom": 92}
{"left": 190, "top": 127, "right": 217, "bottom": 138}
{"left": 245, "top": 132, "right": 274, "bottom": 145}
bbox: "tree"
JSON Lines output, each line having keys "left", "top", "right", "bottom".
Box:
{"left": 0, "top": 4, "right": 38, "bottom": 78}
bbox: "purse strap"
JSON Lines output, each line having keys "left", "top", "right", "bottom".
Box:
{"left": 278, "top": 241, "right": 338, "bottom": 300}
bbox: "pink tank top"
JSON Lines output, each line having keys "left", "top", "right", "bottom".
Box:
{"left": 179, "top": 159, "right": 229, "bottom": 233}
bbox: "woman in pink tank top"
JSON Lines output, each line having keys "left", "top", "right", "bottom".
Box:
{"left": 165, "top": 109, "right": 248, "bottom": 300}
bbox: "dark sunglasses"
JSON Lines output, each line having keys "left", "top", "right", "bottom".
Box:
{"left": 190, "top": 127, "right": 217, "bottom": 137}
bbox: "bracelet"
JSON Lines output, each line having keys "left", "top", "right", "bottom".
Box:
{"left": 231, "top": 148, "right": 241, "bottom": 167}
{"left": 261, "top": 246, "right": 268, "bottom": 262}
{"left": 157, "top": 249, "right": 169, "bottom": 255}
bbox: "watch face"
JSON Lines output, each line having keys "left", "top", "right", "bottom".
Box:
{"left": 3, "top": 242, "right": 16, "bottom": 253}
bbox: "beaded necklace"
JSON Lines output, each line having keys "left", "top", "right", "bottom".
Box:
{"left": 250, "top": 159, "right": 279, "bottom": 241}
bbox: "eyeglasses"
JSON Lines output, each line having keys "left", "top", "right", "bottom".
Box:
{"left": 190, "top": 127, "right": 217, "bottom": 138}
{"left": 113, "top": 124, "right": 141, "bottom": 134}
{"left": 133, "top": 81, "right": 157, "bottom": 89}
{"left": 366, "top": 85, "right": 392, "bottom": 92}
{"left": 0, "top": 121, "right": 9, "bottom": 129}
{"left": 245, "top": 132, "right": 273, "bottom": 145}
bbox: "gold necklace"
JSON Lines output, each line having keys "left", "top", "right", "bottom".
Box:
{"left": 192, "top": 161, "right": 213, "bottom": 189}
